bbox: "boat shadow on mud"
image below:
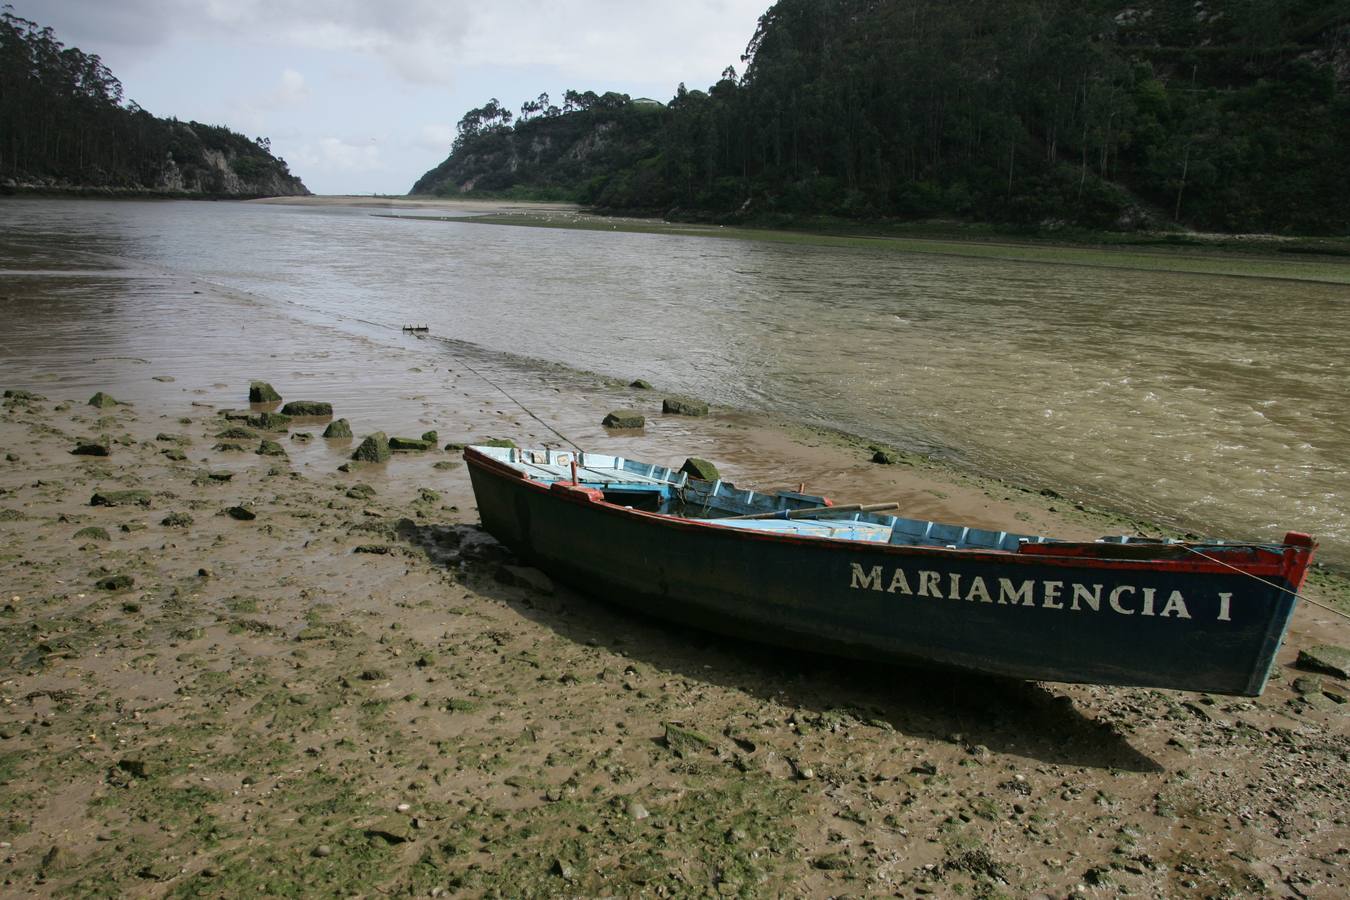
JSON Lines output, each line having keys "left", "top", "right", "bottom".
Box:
{"left": 400, "top": 519, "right": 1164, "bottom": 774}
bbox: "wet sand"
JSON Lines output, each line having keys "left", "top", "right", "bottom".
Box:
{"left": 1, "top": 270, "right": 1348, "bottom": 898}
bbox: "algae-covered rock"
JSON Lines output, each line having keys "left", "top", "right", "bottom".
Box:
{"left": 664, "top": 722, "right": 715, "bottom": 757}
{"left": 74, "top": 526, "right": 111, "bottom": 542}
{"left": 322, "top": 418, "right": 353, "bottom": 439}
{"left": 1298, "top": 645, "right": 1350, "bottom": 679}
{"left": 87, "top": 392, "right": 121, "bottom": 408}
{"left": 662, "top": 397, "right": 709, "bottom": 416}
{"left": 680, "top": 457, "right": 720, "bottom": 482}
{"left": 216, "top": 426, "right": 258, "bottom": 440}
{"left": 481, "top": 438, "right": 516, "bottom": 449}
{"left": 248, "top": 381, "right": 282, "bottom": 403}
{"left": 872, "top": 449, "right": 896, "bottom": 465}
{"left": 421, "top": 430, "right": 438, "bottom": 444}
{"left": 161, "top": 512, "right": 194, "bottom": 528}
{"left": 346, "top": 483, "right": 376, "bottom": 500}
{"left": 155, "top": 432, "right": 189, "bottom": 444}
{"left": 161, "top": 447, "right": 187, "bottom": 462}
{"left": 71, "top": 439, "right": 111, "bottom": 457}
{"left": 602, "top": 409, "right": 645, "bottom": 429}
{"left": 389, "top": 437, "right": 433, "bottom": 452}
{"left": 630, "top": 378, "right": 653, "bottom": 389}
{"left": 257, "top": 439, "right": 287, "bottom": 457}
{"left": 352, "top": 432, "right": 392, "bottom": 463}
{"left": 246, "top": 412, "right": 291, "bottom": 432}
{"left": 280, "top": 400, "right": 333, "bottom": 417}
{"left": 91, "top": 490, "right": 151, "bottom": 508}
{"left": 433, "top": 460, "right": 460, "bottom": 471}
{"left": 4, "top": 389, "right": 44, "bottom": 401}
{"left": 96, "top": 574, "right": 135, "bottom": 591}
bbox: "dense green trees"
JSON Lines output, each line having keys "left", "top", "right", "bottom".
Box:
{"left": 417, "top": 0, "right": 1349, "bottom": 233}
{"left": 0, "top": 6, "right": 306, "bottom": 195}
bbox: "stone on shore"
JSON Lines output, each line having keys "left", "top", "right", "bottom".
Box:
{"left": 352, "top": 432, "right": 392, "bottom": 463}
{"left": 248, "top": 381, "right": 282, "bottom": 403}
{"left": 602, "top": 409, "right": 645, "bottom": 429}
{"left": 664, "top": 722, "right": 715, "bottom": 757}
{"left": 225, "top": 505, "right": 257, "bottom": 521}
{"left": 662, "top": 397, "right": 709, "bottom": 417}
{"left": 323, "top": 418, "right": 353, "bottom": 439}
{"left": 1297, "top": 645, "right": 1350, "bottom": 679}
{"left": 280, "top": 400, "right": 333, "bottom": 417}
{"left": 96, "top": 574, "right": 135, "bottom": 591}
{"left": 91, "top": 490, "right": 151, "bottom": 508}
{"left": 161, "top": 512, "right": 194, "bottom": 528}
{"left": 71, "top": 438, "right": 111, "bottom": 457}
{"left": 389, "top": 437, "right": 433, "bottom": 452}
{"left": 87, "top": 392, "right": 120, "bottom": 409}
{"left": 73, "top": 526, "right": 110, "bottom": 542}
{"left": 481, "top": 438, "right": 516, "bottom": 449}
{"left": 216, "top": 426, "right": 258, "bottom": 440}
{"left": 4, "top": 389, "right": 44, "bottom": 401}
{"left": 495, "top": 564, "right": 556, "bottom": 595}
{"left": 421, "top": 430, "right": 438, "bottom": 444}
{"left": 246, "top": 412, "right": 291, "bottom": 432}
{"left": 680, "top": 457, "right": 720, "bottom": 482}
{"left": 257, "top": 439, "right": 287, "bottom": 457}
{"left": 630, "top": 379, "right": 652, "bottom": 389}
{"left": 872, "top": 449, "right": 896, "bottom": 465}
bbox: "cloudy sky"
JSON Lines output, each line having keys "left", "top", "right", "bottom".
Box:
{"left": 18, "top": 1, "right": 770, "bottom": 194}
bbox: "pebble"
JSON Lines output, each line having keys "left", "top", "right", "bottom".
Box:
{"left": 396, "top": 802, "right": 411, "bottom": 813}
{"left": 627, "top": 800, "right": 650, "bottom": 820}
{"left": 313, "top": 844, "right": 332, "bottom": 858}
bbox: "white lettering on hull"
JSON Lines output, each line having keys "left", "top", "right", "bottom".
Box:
{"left": 849, "top": 562, "right": 1235, "bottom": 622}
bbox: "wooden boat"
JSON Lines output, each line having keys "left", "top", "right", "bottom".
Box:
{"left": 464, "top": 445, "right": 1316, "bottom": 696}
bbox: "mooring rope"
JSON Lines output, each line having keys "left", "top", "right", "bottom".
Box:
{"left": 367, "top": 317, "right": 584, "bottom": 452}
{"left": 1180, "top": 545, "right": 1350, "bottom": 622}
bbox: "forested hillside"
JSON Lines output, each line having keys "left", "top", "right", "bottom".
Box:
{"left": 0, "top": 7, "right": 308, "bottom": 197}
{"left": 414, "top": 0, "right": 1350, "bottom": 233}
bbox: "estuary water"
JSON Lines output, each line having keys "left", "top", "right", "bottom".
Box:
{"left": 1, "top": 198, "right": 1346, "bottom": 562}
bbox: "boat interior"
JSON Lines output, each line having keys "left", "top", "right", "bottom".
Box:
{"left": 473, "top": 446, "right": 1058, "bottom": 551}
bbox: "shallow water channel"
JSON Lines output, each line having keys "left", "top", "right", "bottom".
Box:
{"left": 1, "top": 198, "right": 1346, "bottom": 563}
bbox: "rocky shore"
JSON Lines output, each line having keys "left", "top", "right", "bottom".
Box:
{"left": 1, "top": 373, "right": 1348, "bottom": 898}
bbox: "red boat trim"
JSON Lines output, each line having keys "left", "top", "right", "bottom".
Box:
{"left": 464, "top": 448, "right": 1315, "bottom": 585}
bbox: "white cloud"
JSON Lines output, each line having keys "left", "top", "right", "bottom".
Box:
{"left": 415, "top": 124, "right": 458, "bottom": 153}
{"left": 291, "top": 137, "right": 385, "bottom": 174}
{"left": 274, "top": 69, "right": 309, "bottom": 105}
{"left": 26, "top": 0, "right": 765, "bottom": 87}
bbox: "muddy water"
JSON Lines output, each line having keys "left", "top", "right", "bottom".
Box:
{"left": 1, "top": 198, "right": 1346, "bottom": 561}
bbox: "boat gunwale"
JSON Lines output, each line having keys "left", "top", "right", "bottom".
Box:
{"left": 463, "top": 448, "right": 1307, "bottom": 581}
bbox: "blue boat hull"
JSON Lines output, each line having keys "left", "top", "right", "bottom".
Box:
{"left": 466, "top": 450, "right": 1312, "bottom": 696}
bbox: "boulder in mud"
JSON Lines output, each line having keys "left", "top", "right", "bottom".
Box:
{"left": 87, "top": 392, "right": 120, "bottom": 408}
{"left": 161, "top": 512, "right": 194, "bottom": 528}
{"left": 480, "top": 438, "right": 516, "bottom": 449}
{"left": 602, "top": 409, "right": 645, "bottom": 429}
{"left": 630, "top": 378, "right": 653, "bottom": 389}
{"left": 71, "top": 439, "right": 111, "bottom": 457}
{"left": 1297, "top": 645, "right": 1350, "bottom": 679}
{"left": 246, "top": 412, "right": 291, "bottom": 432}
{"left": 872, "top": 449, "right": 896, "bottom": 465}
{"left": 280, "top": 400, "right": 332, "bottom": 417}
{"left": 257, "top": 439, "right": 287, "bottom": 457}
{"left": 421, "top": 430, "right": 438, "bottom": 444}
{"left": 90, "top": 490, "right": 151, "bottom": 508}
{"left": 322, "top": 418, "right": 353, "bottom": 439}
{"left": 248, "top": 381, "right": 282, "bottom": 403}
{"left": 662, "top": 397, "right": 709, "bottom": 417}
{"left": 73, "top": 526, "right": 110, "bottom": 542}
{"left": 352, "top": 432, "right": 392, "bottom": 463}
{"left": 215, "top": 426, "right": 258, "bottom": 440}
{"left": 664, "top": 722, "right": 716, "bottom": 757}
{"left": 389, "top": 437, "right": 433, "bottom": 452}
{"left": 4, "top": 389, "right": 43, "bottom": 400}
{"left": 680, "top": 457, "right": 720, "bottom": 482}
{"left": 225, "top": 505, "right": 257, "bottom": 521}
{"left": 96, "top": 574, "right": 135, "bottom": 591}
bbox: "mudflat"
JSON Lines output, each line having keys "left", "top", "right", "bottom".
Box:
{"left": 2, "top": 366, "right": 1348, "bottom": 897}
